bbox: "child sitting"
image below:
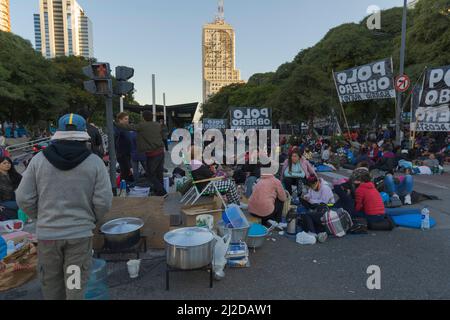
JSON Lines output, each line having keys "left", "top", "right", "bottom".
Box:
{"left": 353, "top": 171, "right": 386, "bottom": 223}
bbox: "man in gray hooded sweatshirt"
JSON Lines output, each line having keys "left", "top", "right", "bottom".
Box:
{"left": 16, "top": 113, "right": 113, "bottom": 300}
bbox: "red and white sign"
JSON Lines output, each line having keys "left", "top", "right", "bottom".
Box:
{"left": 395, "top": 75, "right": 411, "bottom": 92}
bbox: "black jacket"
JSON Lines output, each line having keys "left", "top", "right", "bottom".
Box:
{"left": 114, "top": 125, "right": 132, "bottom": 157}
{"left": 87, "top": 124, "right": 104, "bottom": 158}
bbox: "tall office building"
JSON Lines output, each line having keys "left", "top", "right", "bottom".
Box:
{"left": 0, "top": 0, "right": 11, "bottom": 32}
{"left": 34, "top": 0, "right": 94, "bottom": 59}
{"left": 202, "top": 0, "right": 244, "bottom": 102}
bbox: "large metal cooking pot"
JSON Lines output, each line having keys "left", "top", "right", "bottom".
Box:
{"left": 100, "top": 218, "right": 144, "bottom": 251}
{"left": 164, "top": 227, "right": 215, "bottom": 270}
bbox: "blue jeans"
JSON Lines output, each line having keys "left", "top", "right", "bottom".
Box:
{"left": 384, "top": 174, "right": 413, "bottom": 196}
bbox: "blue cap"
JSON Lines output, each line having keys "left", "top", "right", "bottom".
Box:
{"left": 58, "top": 114, "right": 87, "bottom": 132}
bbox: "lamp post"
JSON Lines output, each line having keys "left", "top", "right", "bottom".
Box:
{"left": 396, "top": 0, "right": 408, "bottom": 146}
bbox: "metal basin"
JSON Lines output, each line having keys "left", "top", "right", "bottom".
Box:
{"left": 164, "top": 227, "right": 215, "bottom": 270}
{"left": 217, "top": 221, "right": 249, "bottom": 243}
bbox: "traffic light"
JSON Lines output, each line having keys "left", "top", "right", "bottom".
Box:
{"left": 114, "top": 66, "right": 135, "bottom": 96}
{"left": 83, "top": 63, "right": 113, "bottom": 95}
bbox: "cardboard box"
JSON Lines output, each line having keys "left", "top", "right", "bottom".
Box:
{"left": 94, "top": 197, "right": 171, "bottom": 250}
{"left": 181, "top": 197, "right": 224, "bottom": 227}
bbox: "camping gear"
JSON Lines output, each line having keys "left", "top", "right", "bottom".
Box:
{"left": 217, "top": 221, "right": 250, "bottom": 244}
{"left": 247, "top": 224, "right": 268, "bottom": 249}
{"left": 127, "top": 259, "right": 141, "bottom": 278}
{"left": 296, "top": 231, "right": 317, "bottom": 245}
{"left": 321, "top": 208, "right": 353, "bottom": 238}
{"left": 85, "top": 258, "right": 109, "bottom": 300}
{"left": 100, "top": 218, "right": 144, "bottom": 251}
{"left": 164, "top": 227, "right": 215, "bottom": 270}
{"left": 222, "top": 204, "right": 249, "bottom": 229}
{"left": 391, "top": 214, "right": 436, "bottom": 229}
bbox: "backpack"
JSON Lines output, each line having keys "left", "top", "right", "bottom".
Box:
{"left": 321, "top": 208, "right": 353, "bottom": 238}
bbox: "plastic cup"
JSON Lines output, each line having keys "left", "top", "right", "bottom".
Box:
{"left": 127, "top": 260, "right": 141, "bottom": 279}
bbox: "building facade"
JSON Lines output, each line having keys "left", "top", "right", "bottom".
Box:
{"left": 34, "top": 0, "right": 93, "bottom": 59}
{"left": 0, "top": 0, "right": 11, "bottom": 32}
{"left": 202, "top": 3, "right": 243, "bottom": 102}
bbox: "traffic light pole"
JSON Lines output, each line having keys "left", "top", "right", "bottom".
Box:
{"left": 106, "top": 94, "right": 118, "bottom": 196}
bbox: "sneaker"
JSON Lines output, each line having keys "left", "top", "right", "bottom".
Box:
{"left": 389, "top": 194, "right": 402, "bottom": 208}
{"left": 317, "top": 232, "right": 328, "bottom": 243}
{"left": 404, "top": 194, "right": 412, "bottom": 205}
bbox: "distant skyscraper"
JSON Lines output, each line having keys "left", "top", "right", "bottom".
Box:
{"left": 34, "top": 0, "right": 94, "bottom": 59}
{"left": 0, "top": 0, "right": 11, "bottom": 32}
{"left": 202, "top": 0, "right": 244, "bottom": 102}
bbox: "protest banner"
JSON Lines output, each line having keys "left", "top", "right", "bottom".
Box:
{"left": 230, "top": 107, "right": 272, "bottom": 130}
{"left": 413, "top": 65, "right": 450, "bottom": 132}
{"left": 333, "top": 58, "right": 396, "bottom": 103}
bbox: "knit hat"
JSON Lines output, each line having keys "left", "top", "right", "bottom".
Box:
{"left": 52, "top": 114, "right": 90, "bottom": 141}
{"left": 350, "top": 167, "right": 370, "bottom": 182}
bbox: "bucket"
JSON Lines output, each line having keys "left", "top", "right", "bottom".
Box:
{"left": 127, "top": 259, "right": 141, "bottom": 279}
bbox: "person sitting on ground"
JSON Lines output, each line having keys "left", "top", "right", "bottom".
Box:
{"left": 370, "top": 144, "right": 397, "bottom": 173}
{"left": 301, "top": 175, "right": 335, "bottom": 210}
{"left": 321, "top": 145, "right": 331, "bottom": 164}
{"left": 0, "top": 156, "right": 22, "bottom": 220}
{"left": 303, "top": 147, "right": 314, "bottom": 164}
{"left": 422, "top": 153, "right": 440, "bottom": 170}
{"left": 248, "top": 173, "right": 287, "bottom": 226}
{"left": 281, "top": 149, "right": 316, "bottom": 196}
{"left": 383, "top": 171, "right": 414, "bottom": 206}
{"left": 189, "top": 148, "right": 241, "bottom": 205}
{"left": 353, "top": 171, "right": 386, "bottom": 223}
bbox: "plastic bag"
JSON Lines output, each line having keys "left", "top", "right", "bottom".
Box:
{"left": 296, "top": 231, "right": 317, "bottom": 245}
{"left": 212, "top": 233, "right": 231, "bottom": 279}
{"left": 0, "top": 220, "right": 24, "bottom": 234}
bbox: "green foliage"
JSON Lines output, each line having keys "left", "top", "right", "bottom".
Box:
{"left": 0, "top": 31, "right": 138, "bottom": 129}
{"left": 202, "top": 0, "right": 450, "bottom": 127}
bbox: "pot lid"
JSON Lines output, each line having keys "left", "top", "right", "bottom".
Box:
{"left": 100, "top": 218, "right": 144, "bottom": 235}
{"left": 164, "top": 227, "right": 214, "bottom": 247}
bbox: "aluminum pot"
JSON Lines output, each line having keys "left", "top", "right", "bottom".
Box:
{"left": 217, "top": 221, "right": 249, "bottom": 243}
{"left": 100, "top": 218, "right": 144, "bottom": 251}
{"left": 247, "top": 234, "right": 266, "bottom": 249}
{"left": 164, "top": 227, "right": 215, "bottom": 270}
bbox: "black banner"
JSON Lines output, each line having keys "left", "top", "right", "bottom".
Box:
{"left": 333, "top": 58, "right": 396, "bottom": 103}
{"left": 414, "top": 66, "right": 450, "bottom": 132}
{"left": 230, "top": 107, "right": 272, "bottom": 130}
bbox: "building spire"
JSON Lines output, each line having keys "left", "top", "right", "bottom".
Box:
{"left": 216, "top": 0, "right": 224, "bottom": 22}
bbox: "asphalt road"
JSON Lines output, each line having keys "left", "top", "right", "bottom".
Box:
{"left": 1, "top": 158, "right": 449, "bottom": 300}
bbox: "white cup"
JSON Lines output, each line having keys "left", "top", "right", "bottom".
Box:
{"left": 127, "top": 259, "right": 141, "bottom": 279}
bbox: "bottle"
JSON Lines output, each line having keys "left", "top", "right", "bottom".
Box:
{"left": 421, "top": 207, "right": 430, "bottom": 230}
{"left": 7, "top": 240, "right": 15, "bottom": 255}
{"left": 119, "top": 180, "right": 127, "bottom": 198}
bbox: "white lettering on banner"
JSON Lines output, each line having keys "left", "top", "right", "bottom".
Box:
{"left": 429, "top": 68, "right": 450, "bottom": 88}
{"left": 416, "top": 106, "right": 450, "bottom": 123}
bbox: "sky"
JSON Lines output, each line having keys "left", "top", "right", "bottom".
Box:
{"left": 9, "top": 0, "right": 409, "bottom": 106}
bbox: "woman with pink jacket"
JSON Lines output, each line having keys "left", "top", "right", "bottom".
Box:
{"left": 281, "top": 148, "right": 317, "bottom": 195}
{"left": 248, "top": 174, "right": 287, "bottom": 226}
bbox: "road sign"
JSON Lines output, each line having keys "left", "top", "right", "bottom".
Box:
{"left": 395, "top": 74, "right": 411, "bottom": 92}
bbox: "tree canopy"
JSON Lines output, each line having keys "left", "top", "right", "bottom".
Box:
{"left": 202, "top": 0, "right": 450, "bottom": 127}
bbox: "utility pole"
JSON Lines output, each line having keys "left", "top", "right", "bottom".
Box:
{"left": 120, "top": 95, "right": 124, "bottom": 113}
{"left": 152, "top": 74, "right": 156, "bottom": 122}
{"left": 396, "top": 0, "right": 408, "bottom": 146}
{"left": 163, "top": 93, "right": 167, "bottom": 125}
{"left": 105, "top": 94, "right": 117, "bottom": 196}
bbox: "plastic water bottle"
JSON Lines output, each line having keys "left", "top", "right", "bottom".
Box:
{"left": 421, "top": 207, "right": 430, "bottom": 230}
{"left": 119, "top": 180, "right": 127, "bottom": 198}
